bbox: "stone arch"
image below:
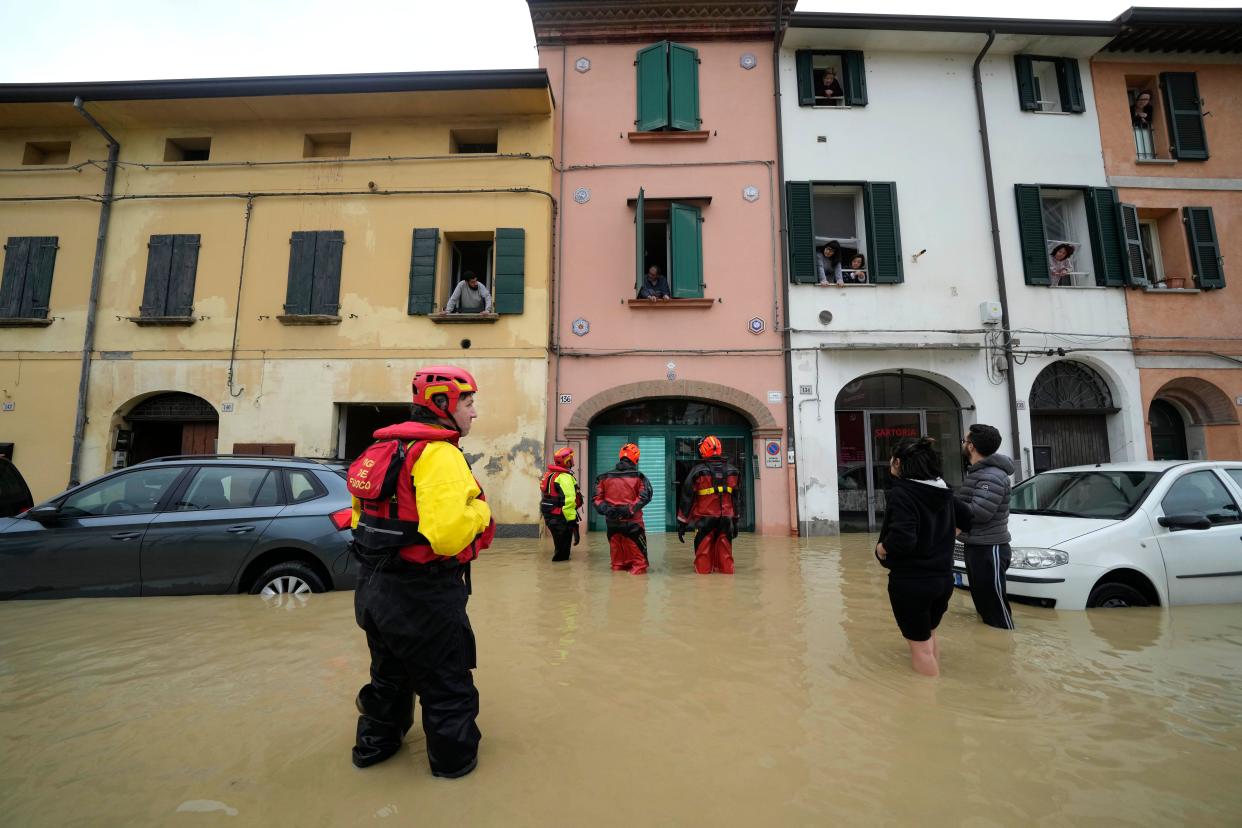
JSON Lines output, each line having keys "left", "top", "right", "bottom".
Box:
{"left": 565, "top": 380, "right": 781, "bottom": 437}
{"left": 1153, "top": 377, "right": 1238, "bottom": 425}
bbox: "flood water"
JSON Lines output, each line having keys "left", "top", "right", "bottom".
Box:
{"left": 2, "top": 534, "right": 1241, "bottom": 826}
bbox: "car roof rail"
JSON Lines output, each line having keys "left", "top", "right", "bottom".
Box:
{"left": 136, "top": 453, "right": 343, "bottom": 465}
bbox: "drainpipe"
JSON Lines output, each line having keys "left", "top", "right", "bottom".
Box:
{"left": 971, "top": 33, "right": 1024, "bottom": 482}
{"left": 68, "top": 98, "right": 118, "bottom": 487}
{"left": 772, "top": 0, "right": 800, "bottom": 535}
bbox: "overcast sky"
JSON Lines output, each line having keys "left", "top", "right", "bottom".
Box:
{"left": 0, "top": 0, "right": 1235, "bottom": 83}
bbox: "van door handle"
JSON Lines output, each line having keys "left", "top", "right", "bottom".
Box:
{"left": 226, "top": 525, "right": 256, "bottom": 534}
{"left": 110, "top": 531, "right": 142, "bottom": 540}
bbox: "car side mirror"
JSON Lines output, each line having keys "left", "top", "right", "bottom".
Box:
{"left": 25, "top": 504, "right": 63, "bottom": 524}
{"left": 1158, "top": 513, "right": 1212, "bottom": 531}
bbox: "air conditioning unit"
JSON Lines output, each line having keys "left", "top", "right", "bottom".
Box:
{"left": 979, "top": 300, "right": 1002, "bottom": 325}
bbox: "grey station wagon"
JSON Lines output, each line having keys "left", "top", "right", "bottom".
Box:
{"left": 0, "top": 455, "right": 359, "bottom": 600}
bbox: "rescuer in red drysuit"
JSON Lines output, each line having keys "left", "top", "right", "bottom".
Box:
{"left": 593, "top": 442, "right": 653, "bottom": 574}
{"left": 540, "top": 446, "right": 583, "bottom": 562}
{"left": 677, "top": 435, "right": 743, "bottom": 575}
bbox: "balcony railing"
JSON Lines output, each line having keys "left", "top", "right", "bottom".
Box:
{"left": 1133, "top": 126, "right": 1156, "bottom": 161}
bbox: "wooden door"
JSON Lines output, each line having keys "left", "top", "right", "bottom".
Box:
{"left": 181, "top": 422, "right": 218, "bottom": 455}
{"left": 1032, "top": 414, "right": 1109, "bottom": 470}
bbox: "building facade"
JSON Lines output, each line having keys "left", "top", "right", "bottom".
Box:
{"left": 529, "top": 0, "right": 797, "bottom": 534}
{"left": 781, "top": 14, "right": 1147, "bottom": 534}
{"left": 0, "top": 72, "right": 555, "bottom": 530}
{"left": 1092, "top": 9, "right": 1242, "bottom": 461}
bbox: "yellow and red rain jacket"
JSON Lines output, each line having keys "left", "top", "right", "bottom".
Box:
{"left": 539, "top": 464, "right": 582, "bottom": 522}
{"left": 351, "top": 422, "right": 494, "bottom": 564}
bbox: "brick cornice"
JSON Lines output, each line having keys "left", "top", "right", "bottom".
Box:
{"left": 527, "top": 0, "right": 796, "bottom": 44}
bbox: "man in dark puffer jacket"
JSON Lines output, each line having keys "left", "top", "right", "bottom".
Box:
{"left": 955, "top": 423, "right": 1016, "bottom": 629}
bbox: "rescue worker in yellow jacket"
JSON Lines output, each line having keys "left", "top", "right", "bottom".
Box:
{"left": 348, "top": 365, "right": 494, "bottom": 778}
{"left": 540, "top": 446, "right": 582, "bottom": 561}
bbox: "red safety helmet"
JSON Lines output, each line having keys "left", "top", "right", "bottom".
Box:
{"left": 553, "top": 446, "right": 575, "bottom": 468}
{"left": 619, "top": 443, "right": 640, "bottom": 464}
{"left": 411, "top": 365, "right": 478, "bottom": 419}
{"left": 699, "top": 435, "right": 722, "bottom": 458}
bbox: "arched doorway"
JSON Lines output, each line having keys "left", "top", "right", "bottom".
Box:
{"left": 1149, "top": 399, "right": 1188, "bottom": 460}
{"left": 587, "top": 398, "right": 753, "bottom": 534}
{"left": 1029, "top": 361, "right": 1118, "bottom": 471}
{"left": 835, "top": 372, "right": 966, "bottom": 532}
{"left": 122, "top": 392, "right": 219, "bottom": 464}
{"left": 1151, "top": 376, "right": 1239, "bottom": 461}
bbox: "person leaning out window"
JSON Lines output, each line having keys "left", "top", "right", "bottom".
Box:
{"left": 445, "top": 271, "right": 493, "bottom": 314}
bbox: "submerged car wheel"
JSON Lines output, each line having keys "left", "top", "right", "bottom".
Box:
{"left": 1087, "top": 581, "right": 1150, "bottom": 609}
{"left": 249, "top": 562, "right": 326, "bottom": 607}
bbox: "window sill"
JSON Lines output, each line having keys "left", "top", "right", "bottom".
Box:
{"left": 1136, "top": 157, "right": 1177, "bottom": 165}
{"left": 429, "top": 312, "right": 500, "bottom": 324}
{"left": 810, "top": 104, "right": 853, "bottom": 110}
{"left": 627, "top": 298, "right": 715, "bottom": 309}
{"left": 1048, "top": 284, "right": 1107, "bottom": 290}
{"left": 276, "top": 314, "right": 341, "bottom": 325}
{"left": 1029, "top": 109, "right": 1074, "bottom": 116}
{"left": 627, "top": 131, "right": 709, "bottom": 143}
{"left": 128, "top": 315, "right": 195, "bottom": 327}
{"left": 0, "top": 317, "right": 53, "bottom": 327}
{"left": 1144, "top": 286, "right": 1201, "bottom": 294}
{"left": 813, "top": 282, "right": 875, "bottom": 288}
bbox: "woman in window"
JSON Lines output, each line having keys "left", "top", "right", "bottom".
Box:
{"left": 1049, "top": 243, "right": 1076, "bottom": 287}
{"left": 1130, "top": 90, "right": 1154, "bottom": 130}
{"left": 819, "top": 66, "right": 844, "bottom": 106}
{"left": 844, "top": 253, "right": 867, "bottom": 284}
{"left": 817, "top": 241, "right": 843, "bottom": 286}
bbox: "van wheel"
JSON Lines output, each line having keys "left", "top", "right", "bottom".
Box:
{"left": 249, "top": 562, "right": 326, "bottom": 600}
{"left": 1087, "top": 582, "right": 1149, "bottom": 609}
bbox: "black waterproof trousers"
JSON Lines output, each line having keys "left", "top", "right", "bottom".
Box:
{"left": 963, "top": 543, "right": 1015, "bottom": 630}
{"left": 547, "top": 518, "right": 574, "bottom": 561}
{"left": 353, "top": 558, "right": 481, "bottom": 777}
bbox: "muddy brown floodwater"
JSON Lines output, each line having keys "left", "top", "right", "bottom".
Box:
{"left": 2, "top": 535, "right": 1241, "bottom": 826}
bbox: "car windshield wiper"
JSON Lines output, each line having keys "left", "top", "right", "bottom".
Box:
{"left": 1015, "top": 508, "right": 1094, "bottom": 518}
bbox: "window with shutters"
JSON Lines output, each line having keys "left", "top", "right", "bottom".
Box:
{"left": 1014, "top": 56, "right": 1086, "bottom": 114}
{"left": 1160, "top": 72, "right": 1209, "bottom": 161}
{"left": 133, "top": 234, "right": 199, "bottom": 324}
{"left": 634, "top": 41, "right": 702, "bottom": 135}
{"left": 409, "top": 228, "right": 524, "bottom": 320}
{"left": 0, "top": 236, "right": 58, "bottom": 324}
{"left": 785, "top": 181, "right": 902, "bottom": 285}
{"left": 631, "top": 190, "right": 707, "bottom": 305}
{"left": 794, "top": 50, "right": 868, "bottom": 108}
{"left": 1138, "top": 220, "right": 1164, "bottom": 285}
{"left": 1014, "top": 185, "right": 1147, "bottom": 288}
{"left": 279, "top": 230, "right": 344, "bottom": 324}
{"left": 1183, "top": 207, "right": 1225, "bottom": 290}
{"left": 1040, "top": 191, "right": 1095, "bottom": 286}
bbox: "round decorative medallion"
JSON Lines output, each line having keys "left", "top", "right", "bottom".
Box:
{"left": 748, "top": 317, "right": 765, "bottom": 335}
{"left": 573, "top": 187, "right": 590, "bottom": 204}
{"left": 740, "top": 53, "right": 757, "bottom": 70}
{"left": 572, "top": 317, "right": 590, "bottom": 336}
{"left": 575, "top": 57, "right": 591, "bottom": 73}
{"left": 742, "top": 185, "right": 760, "bottom": 203}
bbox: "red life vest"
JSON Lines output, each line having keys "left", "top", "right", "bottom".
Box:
{"left": 539, "top": 464, "right": 583, "bottom": 519}
{"left": 353, "top": 422, "right": 493, "bottom": 565}
{"left": 678, "top": 457, "right": 742, "bottom": 523}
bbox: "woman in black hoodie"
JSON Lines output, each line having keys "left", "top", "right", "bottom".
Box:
{"left": 875, "top": 438, "right": 973, "bottom": 677}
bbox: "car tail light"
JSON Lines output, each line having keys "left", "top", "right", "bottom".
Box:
{"left": 330, "top": 507, "right": 353, "bottom": 531}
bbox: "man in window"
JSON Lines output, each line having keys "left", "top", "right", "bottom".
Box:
{"left": 819, "top": 66, "right": 844, "bottom": 106}
{"left": 445, "top": 271, "right": 492, "bottom": 314}
{"left": 637, "top": 264, "right": 671, "bottom": 301}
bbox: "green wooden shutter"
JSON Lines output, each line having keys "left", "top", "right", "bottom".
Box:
{"left": 795, "top": 51, "right": 814, "bottom": 107}
{"left": 1086, "top": 188, "right": 1125, "bottom": 287}
{"left": 167, "top": 234, "right": 199, "bottom": 316}
{"left": 0, "top": 237, "right": 31, "bottom": 318}
{"left": 863, "top": 182, "right": 904, "bottom": 284}
{"left": 1015, "top": 185, "right": 1050, "bottom": 285}
{"left": 785, "top": 181, "right": 816, "bottom": 284}
{"left": 1014, "top": 56, "right": 1038, "bottom": 111}
{"left": 1118, "top": 203, "right": 1148, "bottom": 286}
{"left": 636, "top": 435, "right": 667, "bottom": 533}
{"left": 1183, "top": 207, "right": 1225, "bottom": 289}
{"left": 284, "top": 231, "right": 316, "bottom": 314}
{"left": 311, "top": 231, "right": 344, "bottom": 315}
{"left": 669, "top": 202, "right": 703, "bottom": 298}
{"left": 636, "top": 42, "right": 669, "bottom": 132}
{"left": 493, "top": 227, "right": 525, "bottom": 314}
{"left": 140, "top": 235, "right": 174, "bottom": 317}
{"left": 1057, "top": 58, "right": 1085, "bottom": 114}
{"left": 668, "top": 42, "right": 700, "bottom": 131}
{"left": 635, "top": 187, "right": 646, "bottom": 293}
{"left": 1161, "top": 72, "right": 1208, "bottom": 160}
{"left": 407, "top": 228, "right": 438, "bottom": 315}
{"left": 843, "top": 51, "right": 868, "bottom": 106}
{"left": 22, "top": 237, "right": 58, "bottom": 318}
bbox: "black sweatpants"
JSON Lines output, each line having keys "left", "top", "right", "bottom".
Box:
{"left": 963, "top": 543, "right": 1015, "bottom": 630}
{"left": 354, "top": 559, "right": 481, "bottom": 776}
{"left": 547, "top": 519, "right": 574, "bottom": 561}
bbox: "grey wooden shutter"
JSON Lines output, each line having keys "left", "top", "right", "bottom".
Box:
{"left": 863, "top": 182, "right": 904, "bottom": 284}
{"left": 1086, "top": 187, "right": 1125, "bottom": 287}
{"left": 635, "top": 187, "right": 646, "bottom": 293}
{"left": 0, "top": 237, "right": 33, "bottom": 317}
{"left": 669, "top": 202, "right": 703, "bottom": 298}
{"left": 407, "top": 228, "right": 439, "bottom": 315}
{"left": 1118, "top": 204, "right": 1148, "bottom": 286}
{"left": 284, "top": 231, "right": 316, "bottom": 314}
{"left": 843, "top": 51, "right": 868, "bottom": 107}
{"left": 493, "top": 228, "right": 525, "bottom": 314}
{"left": 1014, "top": 185, "right": 1050, "bottom": 285}
{"left": 1161, "top": 72, "right": 1209, "bottom": 160}
{"left": 25, "top": 237, "right": 58, "bottom": 318}
{"left": 785, "top": 182, "right": 816, "bottom": 284}
{"left": 1183, "top": 207, "right": 1224, "bottom": 289}
{"left": 1057, "top": 58, "right": 1085, "bottom": 114}
{"left": 636, "top": 42, "right": 669, "bottom": 132}
{"left": 1014, "top": 56, "right": 1039, "bottom": 111}
{"left": 668, "top": 42, "right": 701, "bottom": 131}
{"left": 311, "top": 231, "right": 344, "bottom": 315}
{"left": 166, "top": 235, "right": 199, "bottom": 317}
{"left": 795, "top": 51, "right": 814, "bottom": 107}
{"left": 140, "top": 235, "right": 174, "bottom": 316}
